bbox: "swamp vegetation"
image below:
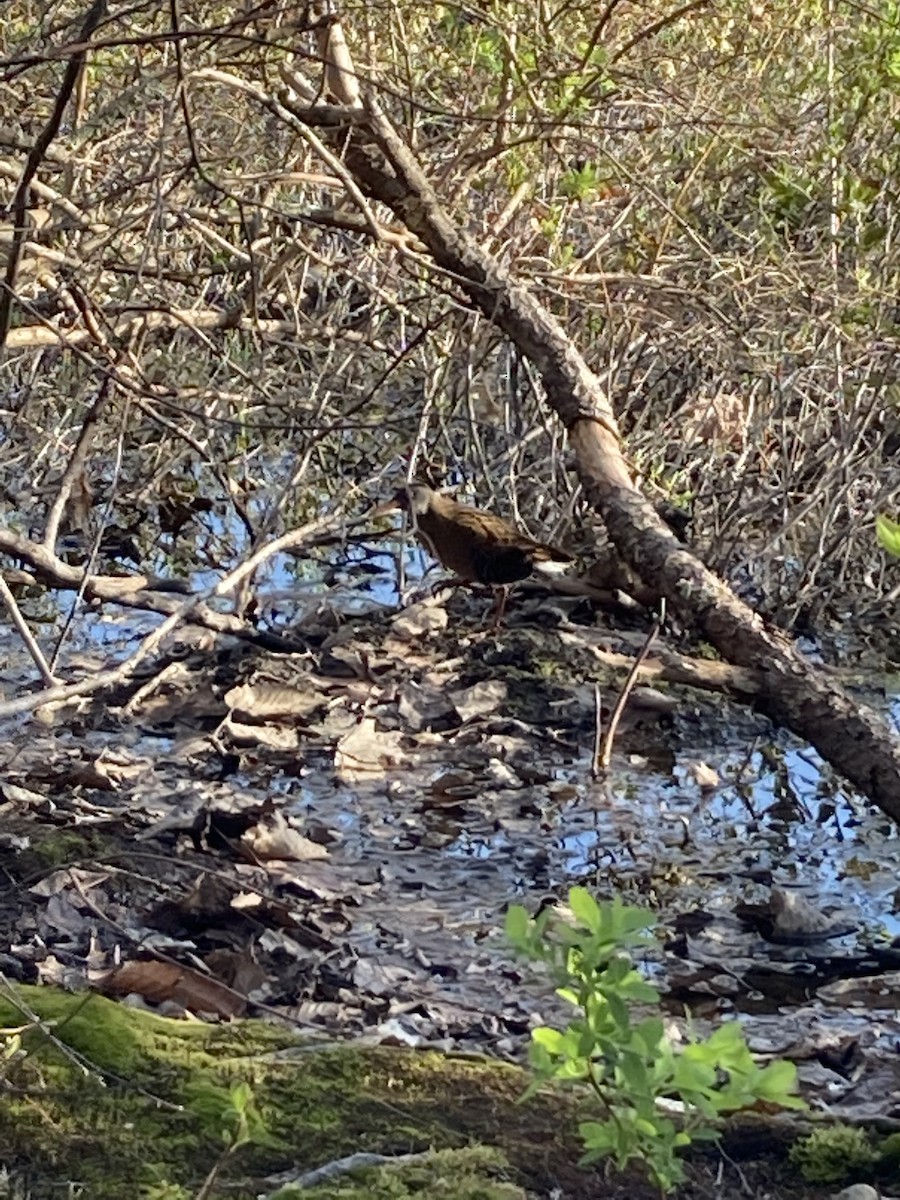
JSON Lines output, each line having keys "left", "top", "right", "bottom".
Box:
{"left": 3, "top": 1, "right": 900, "bottom": 1196}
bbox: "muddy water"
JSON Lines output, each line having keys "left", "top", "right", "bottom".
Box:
{"left": 2, "top": 547, "right": 899, "bottom": 1041}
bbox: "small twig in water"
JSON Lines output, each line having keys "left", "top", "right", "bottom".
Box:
{"left": 594, "top": 615, "right": 661, "bottom": 772}
{"left": 591, "top": 681, "right": 604, "bottom": 781}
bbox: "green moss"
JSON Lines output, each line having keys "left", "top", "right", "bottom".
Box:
{"left": 0, "top": 987, "right": 592, "bottom": 1200}
{"left": 0, "top": 988, "right": 214, "bottom": 1075}
{"left": 28, "top": 829, "right": 106, "bottom": 870}
{"left": 788, "top": 1124, "right": 877, "bottom": 1184}
{"left": 272, "top": 1146, "right": 525, "bottom": 1199}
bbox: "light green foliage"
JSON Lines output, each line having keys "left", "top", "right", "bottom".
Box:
{"left": 506, "top": 889, "right": 805, "bottom": 1192}
{"left": 788, "top": 1124, "right": 878, "bottom": 1184}
{"left": 184, "top": 1077, "right": 272, "bottom": 1149}
{"left": 877, "top": 513, "right": 900, "bottom": 557}
{"left": 560, "top": 164, "right": 604, "bottom": 203}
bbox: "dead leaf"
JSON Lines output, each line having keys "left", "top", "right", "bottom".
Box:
{"left": 770, "top": 887, "right": 856, "bottom": 942}
{"left": 485, "top": 758, "right": 522, "bottom": 789}
{"left": 688, "top": 760, "right": 720, "bottom": 791}
{"left": 398, "top": 681, "right": 456, "bottom": 732}
{"left": 225, "top": 683, "right": 325, "bottom": 722}
{"left": 100, "top": 959, "right": 246, "bottom": 1018}
{"left": 390, "top": 602, "right": 448, "bottom": 642}
{"left": 205, "top": 948, "right": 267, "bottom": 995}
{"left": 260, "top": 859, "right": 360, "bottom": 902}
{"left": 429, "top": 771, "right": 478, "bottom": 804}
{"left": 30, "top": 867, "right": 109, "bottom": 897}
{"left": 450, "top": 680, "right": 507, "bottom": 722}
{"left": 225, "top": 719, "right": 300, "bottom": 751}
{"left": 334, "top": 718, "right": 406, "bottom": 781}
{"left": 0, "top": 783, "right": 47, "bottom": 807}
{"left": 42, "top": 892, "right": 91, "bottom": 936}
{"left": 242, "top": 809, "right": 329, "bottom": 862}
{"left": 631, "top": 686, "right": 680, "bottom": 713}
{"left": 353, "top": 958, "right": 415, "bottom": 996}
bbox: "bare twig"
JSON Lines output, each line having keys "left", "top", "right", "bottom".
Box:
{"left": 595, "top": 617, "right": 661, "bottom": 772}
{"left": 0, "top": 0, "right": 108, "bottom": 350}
{"left": 0, "top": 507, "right": 376, "bottom": 719}
{"left": 0, "top": 576, "right": 58, "bottom": 686}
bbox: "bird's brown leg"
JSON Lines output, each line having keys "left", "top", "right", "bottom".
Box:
{"left": 488, "top": 585, "right": 510, "bottom": 631}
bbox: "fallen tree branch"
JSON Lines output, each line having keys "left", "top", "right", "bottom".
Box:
{"left": 277, "top": 74, "right": 900, "bottom": 821}
{"left": 0, "top": 509, "right": 374, "bottom": 719}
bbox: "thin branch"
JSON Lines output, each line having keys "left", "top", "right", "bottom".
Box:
{"left": 0, "top": 576, "right": 58, "bottom": 687}
{"left": 0, "top": 507, "right": 378, "bottom": 719}
{"left": 0, "top": 0, "right": 108, "bottom": 350}
{"left": 595, "top": 616, "right": 661, "bottom": 772}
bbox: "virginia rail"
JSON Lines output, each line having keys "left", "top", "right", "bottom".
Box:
{"left": 379, "top": 483, "right": 573, "bottom": 626}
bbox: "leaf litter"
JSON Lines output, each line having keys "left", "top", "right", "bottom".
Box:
{"left": 2, "top": 591, "right": 900, "bottom": 1132}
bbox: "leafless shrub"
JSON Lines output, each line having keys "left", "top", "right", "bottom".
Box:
{"left": 1, "top": 0, "right": 899, "bottom": 638}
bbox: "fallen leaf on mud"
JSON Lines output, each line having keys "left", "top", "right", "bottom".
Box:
{"left": 363, "top": 1016, "right": 427, "bottom": 1047}
{"left": 769, "top": 887, "right": 857, "bottom": 942}
{"left": 41, "top": 892, "right": 91, "bottom": 936}
{"left": 688, "top": 760, "right": 720, "bottom": 791}
{"left": 224, "top": 719, "right": 300, "bottom": 751}
{"left": 547, "top": 781, "right": 579, "bottom": 803}
{"left": 484, "top": 758, "right": 523, "bottom": 789}
{"left": 390, "top": 602, "right": 448, "bottom": 641}
{"left": 58, "top": 755, "right": 148, "bottom": 792}
{"left": 0, "top": 832, "right": 29, "bottom": 851}
{"left": 36, "top": 954, "right": 85, "bottom": 989}
{"left": 450, "top": 680, "right": 507, "bottom": 722}
{"left": 631, "top": 686, "right": 680, "bottom": 713}
{"left": 308, "top": 708, "right": 360, "bottom": 741}
{"left": 398, "top": 681, "right": 456, "bottom": 732}
{"left": 242, "top": 809, "right": 329, "bottom": 862}
{"left": 0, "top": 782, "right": 48, "bottom": 807}
{"left": 152, "top": 871, "right": 240, "bottom": 929}
{"left": 334, "top": 718, "right": 406, "bottom": 780}
{"left": 318, "top": 643, "right": 384, "bottom": 678}
{"left": 100, "top": 959, "right": 246, "bottom": 1018}
{"left": 262, "top": 858, "right": 359, "bottom": 902}
{"left": 225, "top": 683, "right": 325, "bottom": 722}
{"left": 30, "top": 867, "right": 109, "bottom": 897}
{"left": 353, "top": 958, "right": 415, "bottom": 996}
{"left": 429, "top": 771, "right": 478, "bottom": 804}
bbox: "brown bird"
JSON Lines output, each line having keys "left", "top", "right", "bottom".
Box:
{"left": 378, "top": 483, "right": 573, "bottom": 626}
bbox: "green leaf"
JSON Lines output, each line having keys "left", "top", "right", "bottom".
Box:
{"left": 618, "top": 1050, "right": 651, "bottom": 1099}
{"left": 633, "top": 1016, "right": 665, "bottom": 1054}
{"left": 877, "top": 513, "right": 900, "bottom": 557}
{"left": 229, "top": 1081, "right": 252, "bottom": 1113}
{"left": 531, "top": 1026, "right": 567, "bottom": 1054}
{"left": 603, "top": 987, "right": 631, "bottom": 1034}
{"left": 579, "top": 1120, "right": 617, "bottom": 1153}
{"left": 505, "top": 904, "right": 530, "bottom": 946}
{"left": 672, "top": 1056, "right": 718, "bottom": 1096}
{"left": 753, "top": 1058, "right": 805, "bottom": 1105}
{"left": 567, "top": 887, "right": 602, "bottom": 932}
